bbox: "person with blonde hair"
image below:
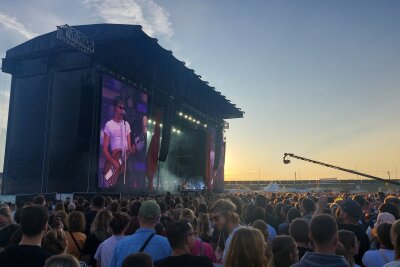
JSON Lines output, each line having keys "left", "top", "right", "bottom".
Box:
{"left": 82, "top": 210, "right": 113, "bottom": 266}
{"left": 224, "top": 227, "right": 269, "bottom": 267}
{"left": 65, "top": 211, "right": 86, "bottom": 259}
{"left": 45, "top": 254, "right": 80, "bottom": 267}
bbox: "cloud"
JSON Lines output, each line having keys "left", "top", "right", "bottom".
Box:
{"left": 83, "top": 0, "right": 173, "bottom": 38}
{"left": 0, "top": 11, "right": 37, "bottom": 39}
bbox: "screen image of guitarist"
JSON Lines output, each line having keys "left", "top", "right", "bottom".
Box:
{"left": 102, "top": 96, "right": 134, "bottom": 189}
{"left": 99, "top": 74, "right": 148, "bottom": 190}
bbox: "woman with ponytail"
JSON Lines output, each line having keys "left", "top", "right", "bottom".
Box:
{"left": 384, "top": 220, "right": 400, "bottom": 267}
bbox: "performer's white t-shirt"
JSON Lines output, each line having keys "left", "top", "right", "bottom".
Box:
{"left": 103, "top": 120, "right": 131, "bottom": 151}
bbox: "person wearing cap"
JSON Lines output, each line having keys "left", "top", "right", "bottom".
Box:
{"left": 338, "top": 199, "right": 370, "bottom": 266}
{"left": 109, "top": 200, "right": 172, "bottom": 267}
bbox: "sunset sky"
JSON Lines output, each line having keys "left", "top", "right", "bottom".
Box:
{"left": 0, "top": 1, "right": 399, "bottom": 181}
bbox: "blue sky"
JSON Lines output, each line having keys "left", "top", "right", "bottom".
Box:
{"left": 0, "top": 0, "right": 399, "bottom": 180}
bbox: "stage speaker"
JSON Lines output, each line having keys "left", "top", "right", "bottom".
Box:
{"left": 159, "top": 99, "right": 174, "bottom": 162}
{"left": 213, "top": 128, "right": 223, "bottom": 170}
{"left": 1, "top": 58, "right": 20, "bottom": 74}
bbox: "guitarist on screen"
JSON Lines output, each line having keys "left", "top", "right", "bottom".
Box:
{"left": 102, "top": 96, "right": 135, "bottom": 189}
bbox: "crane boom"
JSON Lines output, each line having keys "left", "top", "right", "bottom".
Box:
{"left": 283, "top": 153, "right": 400, "bottom": 186}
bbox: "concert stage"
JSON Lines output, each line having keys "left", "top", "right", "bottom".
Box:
{"left": 1, "top": 24, "right": 243, "bottom": 195}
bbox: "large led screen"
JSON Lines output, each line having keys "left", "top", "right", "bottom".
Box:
{"left": 98, "top": 74, "right": 148, "bottom": 190}
{"left": 207, "top": 128, "right": 225, "bottom": 190}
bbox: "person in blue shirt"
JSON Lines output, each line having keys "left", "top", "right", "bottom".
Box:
{"left": 109, "top": 200, "right": 172, "bottom": 267}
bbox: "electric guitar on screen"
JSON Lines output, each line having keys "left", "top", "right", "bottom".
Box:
{"left": 103, "top": 133, "right": 146, "bottom": 187}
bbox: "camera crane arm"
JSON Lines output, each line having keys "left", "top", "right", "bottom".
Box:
{"left": 283, "top": 153, "right": 400, "bottom": 186}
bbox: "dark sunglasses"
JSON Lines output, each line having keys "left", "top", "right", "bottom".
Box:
{"left": 118, "top": 105, "right": 125, "bottom": 110}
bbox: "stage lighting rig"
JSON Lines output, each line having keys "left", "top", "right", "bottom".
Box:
{"left": 56, "top": 24, "right": 94, "bottom": 54}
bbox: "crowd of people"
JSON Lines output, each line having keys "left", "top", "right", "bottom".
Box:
{"left": 0, "top": 191, "right": 400, "bottom": 267}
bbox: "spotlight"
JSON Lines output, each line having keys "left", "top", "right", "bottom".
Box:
{"left": 179, "top": 112, "right": 183, "bottom": 116}
{"left": 172, "top": 128, "right": 176, "bottom": 132}
{"left": 177, "top": 130, "right": 181, "bottom": 134}
{"left": 196, "top": 120, "right": 200, "bottom": 124}
{"left": 159, "top": 124, "right": 163, "bottom": 127}
{"left": 204, "top": 124, "right": 207, "bottom": 128}
{"left": 184, "top": 115, "right": 188, "bottom": 119}
{"left": 148, "top": 119, "right": 152, "bottom": 123}
{"left": 189, "top": 116, "right": 192, "bottom": 120}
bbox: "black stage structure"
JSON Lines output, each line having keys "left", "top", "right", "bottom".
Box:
{"left": 1, "top": 24, "right": 243, "bottom": 195}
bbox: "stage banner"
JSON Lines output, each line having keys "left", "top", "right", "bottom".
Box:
{"left": 98, "top": 74, "right": 148, "bottom": 190}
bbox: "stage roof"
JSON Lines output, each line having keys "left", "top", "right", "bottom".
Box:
{"left": 3, "top": 24, "right": 243, "bottom": 120}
